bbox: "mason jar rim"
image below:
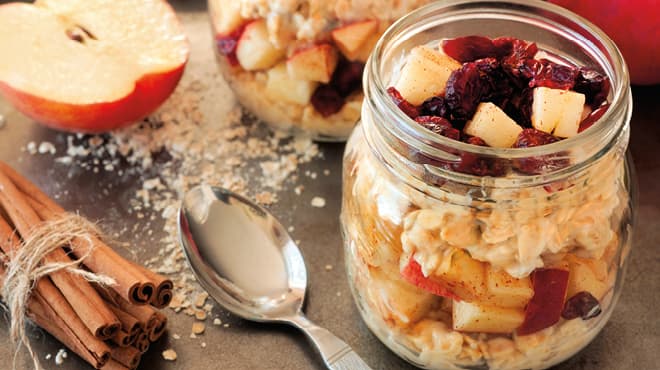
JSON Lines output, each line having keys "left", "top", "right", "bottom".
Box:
{"left": 363, "top": 0, "right": 631, "bottom": 184}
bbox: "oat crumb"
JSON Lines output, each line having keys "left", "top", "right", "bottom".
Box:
{"left": 192, "top": 322, "right": 206, "bottom": 335}
{"left": 172, "top": 334, "right": 181, "bottom": 340}
{"left": 287, "top": 226, "right": 295, "bottom": 233}
{"left": 162, "top": 349, "right": 177, "bottom": 361}
{"left": 45, "top": 354, "right": 52, "bottom": 360}
{"left": 311, "top": 197, "right": 326, "bottom": 208}
{"left": 213, "top": 318, "right": 222, "bottom": 326}
{"left": 325, "top": 264, "right": 333, "bottom": 271}
{"left": 194, "top": 292, "right": 208, "bottom": 308}
{"left": 55, "top": 349, "right": 67, "bottom": 365}
{"left": 201, "top": 342, "right": 207, "bottom": 348}
{"left": 223, "top": 323, "right": 230, "bottom": 328}
{"left": 195, "top": 310, "right": 207, "bottom": 321}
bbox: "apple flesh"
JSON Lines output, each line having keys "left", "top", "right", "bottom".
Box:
{"left": 287, "top": 44, "right": 339, "bottom": 84}
{"left": 331, "top": 20, "right": 379, "bottom": 61}
{"left": 0, "top": 0, "right": 188, "bottom": 133}
{"left": 517, "top": 267, "right": 569, "bottom": 336}
{"left": 453, "top": 300, "right": 525, "bottom": 334}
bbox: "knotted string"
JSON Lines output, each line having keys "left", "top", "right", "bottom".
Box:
{"left": 1, "top": 214, "right": 116, "bottom": 370}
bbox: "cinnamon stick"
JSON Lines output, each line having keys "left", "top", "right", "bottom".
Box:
{"left": 96, "top": 286, "right": 159, "bottom": 332}
{"left": 14, "top": 175, "right": 156, "bottom": 306}
{"left": 102, "top": 359, "right": 130, "bottom": 370}
{"left": 0, "top": 170, "right": 120, "bottom": 339}
{"left": 107, "top": 303, "right": 142, "bottom": 338}
{"left": 149, "top": 310, "right": 168, "bottom": 342}
{"left": 134, "top": 331, "right": 150, "bottom": 353}
{"left": 137, "top": 264, "right": 173, "bottom": 308}
{"left": 110, "top": 346, "right": 141, "bottom": 370}
{"left": 111, "top": 329, "right": 138, "bottom": 348}
{"left": 0, "top": 257, "right": 110, "bottom": 367}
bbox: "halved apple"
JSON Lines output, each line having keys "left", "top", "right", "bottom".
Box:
{"left": 235, "top": 20, "right": 285, "bottom": 71}
{"left": 331, "top": 20, "right": 378, "bottom": 61}
{"left": 517, "top": 267, "right": 569, "bottom": 335}
{"left": 287, "top": 44, "right": 338, "bottom": 84}
{"left": 0, "top": 0, "right": 189, "bottom": 133}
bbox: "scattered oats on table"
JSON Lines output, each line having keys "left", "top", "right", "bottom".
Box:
{"left": 162, "top": 349, "right": 178, "bottom": 361}
{"left": 311, "top": 197, "right": 326, "bottom": 208}
{"left": 192, "top": 322, "right": 206, "bottom": 335}
{"left": 194, "top": 292, "right": 208, "bottom": 308}
{"left": 213, "top": 318, "right": 222, "bottom": 326}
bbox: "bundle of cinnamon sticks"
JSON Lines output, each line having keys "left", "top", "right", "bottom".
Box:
{"left": 0, "top": 161, "right": 173, "bottom": 370}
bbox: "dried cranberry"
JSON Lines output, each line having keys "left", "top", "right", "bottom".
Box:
{"left": 451, "top": 136, "right": 507, "bottom": 177}
{"left": 420, "top": 96, "right": 450, "bottom": 118}
{"left": 387, "top": 87, "right": 420, "bottom": 118}
{"left": 216, "top": 25, "right": 246, "bottom": 67}
{"left": 503, "top": 88, "right": 534, "bottom": 127}
{"left": 311, "top": 85, "right": 345, "bottom": 117}
{"left": 415, "top": 116, "right": 460, "bottom": 140}
{"left": 513, "top": 129, "right": 569, "bottom": 175}
{"left": 445, "top": 63, "right": 486, "bottom": 120}
{"left": 501, "top": 39, "right": 539, "bottom": 87}
{"left": 474, "top": 58, "right": 515, "bottom": 108}
{"left": 332, "top": 59, "right": 364, "bottom": 97}
{"left": 562, "top": 291, "right": 602, "bottom": 320}
{"left": 574, "top": 67, "right": 611, "bottom": 108}
{"left": 442, "top": 36, "right": 511, "bottom": 63}
{"left": 528, "top": 59, "right": 578, "bottom": 90}
{"left": 579, "top": 103, "right": 610, "bottom": 133}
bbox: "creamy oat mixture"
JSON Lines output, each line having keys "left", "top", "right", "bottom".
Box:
{"left": 342, "top": 128, "right": 628, "bottom": 368}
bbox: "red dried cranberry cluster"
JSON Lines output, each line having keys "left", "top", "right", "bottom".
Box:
{"left": 311, "top": 59, "right": 365, "bottom": 117}
{"left": 388, "top": 36, "right": 611, "bottom": 176}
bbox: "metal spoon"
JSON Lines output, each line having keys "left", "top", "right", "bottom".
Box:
{"left": 178, "top": 185, "right": 373, "bottom": 370}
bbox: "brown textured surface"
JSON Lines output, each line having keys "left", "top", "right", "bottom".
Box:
{"left": 0, "top": 1, "right": 658, "bottom": 369}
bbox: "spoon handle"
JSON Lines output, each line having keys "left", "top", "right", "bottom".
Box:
{"left": 290, "top": 314, "right": 373, "bottom": 370}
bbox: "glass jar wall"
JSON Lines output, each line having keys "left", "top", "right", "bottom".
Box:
{"left": 340, "top": 1, "right": 635, "bottom": 369}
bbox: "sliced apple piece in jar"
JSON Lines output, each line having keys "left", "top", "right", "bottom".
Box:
{"left": 236, "top": 20, "right": 285, "bottom": 71}
{"left": 531, "top": 87, "right": 586, "bottom": 137}
{"left": 209, "top": 0, "right": 243, "bottom": 35}
{"left": 266, "top": 63, "right": 318, "bottom": 105}
{"left": 517, "top": 267, "right": 569, "bottom": 335}
{"left": 287, "top": 44, "right": 338, "bottom": 84}
{"left": 401, "top": 249, "right": 486, "bottom": 302}
{"left": 463, "top": 102, "right": 523, "bottom": 148}
{"left": 331, "top": 20, "right": 378, "bottom": 61}
{"left": 484, "top": 268, "right": 533, "bottom": 308}
{"left": 453, "top": 300, "right": 525, "bottom": 334}
{"left": 394, "top": 45, "right": 461, "bottom": 105}
{"left": 565, "top": 255, "right": 609, "bottom": 300}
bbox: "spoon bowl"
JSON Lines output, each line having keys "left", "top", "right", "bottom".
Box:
{"left": 178, "top": 185, "right": 372, "bottom": 370}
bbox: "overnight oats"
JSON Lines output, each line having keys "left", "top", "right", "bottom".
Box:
{"left": 340, "top": 1, "right": 635, "bottom": 369}
{"left": 208, "top": 0, "right": 430, "bottom": 141}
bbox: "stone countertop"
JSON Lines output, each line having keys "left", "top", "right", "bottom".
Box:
{"left": 0, "top": 1, "right": 658, "bottom": 369}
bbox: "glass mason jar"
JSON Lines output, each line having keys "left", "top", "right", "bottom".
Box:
{"left": 207, "top": 0, "right": 432, "bottom": 141}
{"left": 340, "top": 1, "right": 635, "bottom": 369}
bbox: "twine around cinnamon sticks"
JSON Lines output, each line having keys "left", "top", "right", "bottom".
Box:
{"left": 0, "top": 161, "right": 172, "bottom": 369}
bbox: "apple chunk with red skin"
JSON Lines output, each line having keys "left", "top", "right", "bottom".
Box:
{"left": 287, "top": 44, "right": 339, "bottom": 84}
{"left": 517, "top": 267, "right": 570, "bottom": 336}
{"left": 0, "top": 0, "right": 189, "bottom": 133}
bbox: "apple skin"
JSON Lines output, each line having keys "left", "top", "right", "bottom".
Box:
{"left": 549, "top": 0, "right": 660, "bottom": 85}
{"left": 0, "top": 64, "right": 185, "bottom": 133}
{"left": 517, "top": 267, "right": 569, "bottom": 336}
{"left": 400, "top": 258, "right": 461, "bottom": 300}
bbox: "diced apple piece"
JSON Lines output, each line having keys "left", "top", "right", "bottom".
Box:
{"left": 531, "top": 87, "right": 586, "bottom": 137}
{"left": 370, "top": 268, "right": 439, "bottom": 326}
{"left": 453, "top": 300, "right": 525, "bottom": 334}
{"left": 353, "top": 30, "right": 381, "bottom": 62}
{"left": 401, "top": 249, "right": 486, "bottom": 301}
{"left": 331, "top": 20, "right": 378, "bottom": 61}
{"left": 517, "top": 268, "right": 569, "bottom": 335}
{"left": 265, "top": 63, "right": 318, "bottom": 105}
{"left": 287, "top": 44, "right": 338, "bottom": 83}
{"left": 210, "top": 0, "right": 243, "bottom": 35}
{"left": 464, "top": 103, "right": 523, "bottom": 148}
{"left": 484, "top": 269, "right": 533, "bottom": 308}
{"left": 235, "top": 20, "right": 285, "bottom": 71}
{"left": 394, "top": 45, "right": 461, "bottom": 105}
{"left": 566, "top": 256, "right": 609, "bottom": 300}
